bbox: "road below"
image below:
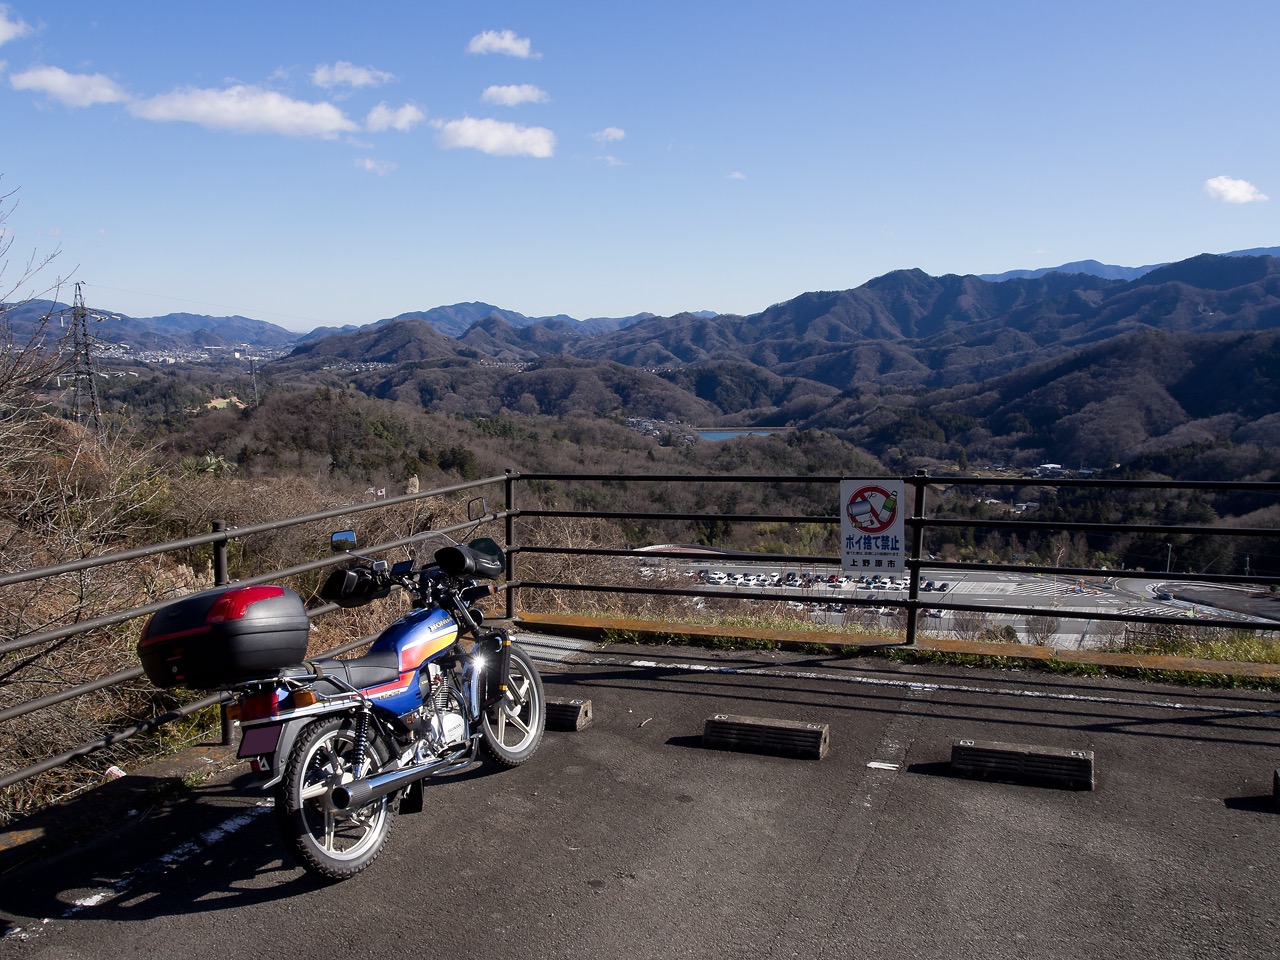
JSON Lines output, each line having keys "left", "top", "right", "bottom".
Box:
{"left": 675, "top": 562, "right": 1275, "bottom": 649}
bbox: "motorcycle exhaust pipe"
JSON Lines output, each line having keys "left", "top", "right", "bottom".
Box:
{"left": 330, "top": 747, "right": 471, "bottom": 812}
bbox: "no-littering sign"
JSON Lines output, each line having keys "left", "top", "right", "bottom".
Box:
{"left": 840, "top": 478, "right": 905, "bottom": 572}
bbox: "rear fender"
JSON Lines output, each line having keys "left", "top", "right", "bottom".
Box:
{"left": 240, "top": 718, "right": 309, "bottom": 790}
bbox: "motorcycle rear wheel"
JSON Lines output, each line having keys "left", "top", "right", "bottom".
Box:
{"left": 276, "top": 716, "right": 397, "bottom": 880}
{"left": 480, "top": 644, "right": 546, "bottom": 767}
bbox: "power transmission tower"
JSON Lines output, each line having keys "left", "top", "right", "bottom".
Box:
{"left": 248, "top": 350, "right": 260, "bottom": 406}
{"left": 69, "top": 282, "right": 106, "bottom": 440}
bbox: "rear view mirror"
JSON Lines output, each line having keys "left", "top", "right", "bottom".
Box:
{"left": 467, "top": 497, "right": 488, "bottom": 522}
{"left": 331, "top": 530, "right": 357, "bottom": 552}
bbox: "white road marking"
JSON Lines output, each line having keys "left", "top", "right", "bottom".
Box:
{"left": 3, "top": 804, "right": 271, "bottom": 942}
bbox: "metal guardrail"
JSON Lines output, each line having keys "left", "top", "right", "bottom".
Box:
{"left": 506, "top": 471, "right": 1280, "bottom": 645}
{"left": 0, "top": 475, "right": 511, "bottom": 792}
{"left": 2, "top": 469, "right": 1278, "bottom": 793}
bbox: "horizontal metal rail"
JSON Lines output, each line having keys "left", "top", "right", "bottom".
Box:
{"left": 0, "top": 474, "right": 510, "bottom": 590}
{"left": 516, "top": 471, "right": 1280, "bottom": 493}
{"left": 513, "top": 579, "right": 1263, "bottom": 633}
{"left": 506, "top": 471, "right": 1280, "bottom": 648}
{"left": 513, "top": 544, "right": 1280, "bottom": 589}
{"left": 0, "top": 689, "right": 230, "bottom": 792}
{"left": 4, "top": 468, "right": 1279, "bottom": 796}
{"left": 0, "top": 478, "right": 511, "bottom": 792}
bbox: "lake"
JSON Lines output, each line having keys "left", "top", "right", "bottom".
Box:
{"left": 696, "top": 429, "right": 786, "bottom": 441}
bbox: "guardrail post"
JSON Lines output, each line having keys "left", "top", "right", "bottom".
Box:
{"left": 904, "top": 470, "right": 929, "bottom": 646}
{"left": 211, "top": 519, "right": 229, "bottom": 586}
{"left": 220, "top": 701, "right": 234, "bottom": 746}
{"left": 505, "top": 470, "right": 517, "bottom": 620}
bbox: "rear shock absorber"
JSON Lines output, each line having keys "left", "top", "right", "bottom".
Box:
{"left": 351, "top": 700, "right": 374, "bottom": 776}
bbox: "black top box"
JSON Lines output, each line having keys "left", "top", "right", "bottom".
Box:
{"left": 138, "top": 584, "right": 311, "bottom": 689}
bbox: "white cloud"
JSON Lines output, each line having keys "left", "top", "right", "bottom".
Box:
{"left": 10, "top": 65, "right": 128, "bottom": 107}
{"left": 356, "top": 158, "right": 397, "bottom": 176}
{"left": 481, "top": 83, "right": 548, "bottom": 106}
{"left": 130, "top": 85, "right": 358, "bottom": 138}
{"left": 728, "top": 170, "right": 747, "bottom": 180}
{"left": 311, "top": 61, "right": 394, "bottom": 90}
{"left": 589, "top": 126, "right": 625, "bottom": 145}
{"left": 366, "top": 101, "right": 425, "bottom": 132}
{"left": 602, "top": 155, "right": 626, "bottom": 167}
{"left": 434, "top": 117, "right": 555, "bottom": 157}
{"left": 467, "top": 29, "right": 539, "bottom": 59}
{"left": 0, "top": 6, "right": 32, "bottom": 46}
{"left": 1204, "top": 175, "right": 1268, "bottom": 204}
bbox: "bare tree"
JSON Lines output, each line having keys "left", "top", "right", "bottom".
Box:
{"left": 1, "top": 178, "right": 65, "bottom": 304}
{"left": 0, "top": 178, "right": 72, "bottom": 502}
{"left": 1090, "top": 619, "right": 1127, "bottom": 652}
{"left": 1025, "top": 613, "right": 1061, "bottom": 647}
{"left": 951, "top": 608, "right": 992, "bottom": 643}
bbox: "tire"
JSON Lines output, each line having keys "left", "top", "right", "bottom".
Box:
{"left": 275, "top": 715, "right": 397, "bottom": 880}
{"left": 480, "top": 644, "right": 546, "bottom": 767}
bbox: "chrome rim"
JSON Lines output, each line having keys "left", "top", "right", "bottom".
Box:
{"left": 296, "top": 729, "right": 388, "bottom": 862}
{"left": 486, "top": 663, "right": 541, "bottom": 752}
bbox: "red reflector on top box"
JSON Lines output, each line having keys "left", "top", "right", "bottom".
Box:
{"left": 138, "top": 585, "right": 310, "bottom": 689}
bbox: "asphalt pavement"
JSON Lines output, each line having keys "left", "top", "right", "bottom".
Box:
{"left": 1, "top": 637, "right": 1278, "bottom": 960}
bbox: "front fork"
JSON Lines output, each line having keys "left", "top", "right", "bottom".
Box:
{"left": 466, "top": 628, "right": 513, "bottom": 717}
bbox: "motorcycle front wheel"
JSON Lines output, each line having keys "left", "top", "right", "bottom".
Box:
{"left": 480, "top": 644, "right": 546, "bottom": 767}
{"left": 275, "top": 715, "right": 397, "bottom": 880}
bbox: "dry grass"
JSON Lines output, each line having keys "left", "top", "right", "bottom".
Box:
{"left": 1117, "top": 622, "right": 1280, "bottom": 663}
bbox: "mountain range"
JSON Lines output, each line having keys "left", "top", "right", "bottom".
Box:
{"left": 282, "top": 251, "right": 1280, "bottom": 390}
{"left": 9, "top": 247, "right": 1280, "bottom": 472}
{"left": 9, "top": 245, "right": 1278, "bottom": 354}
{"left": 976, "top": 246, "right": 1280, "bottom": 282}
{"left": 267, "top": 250, "right": 1280, "bottom": 472}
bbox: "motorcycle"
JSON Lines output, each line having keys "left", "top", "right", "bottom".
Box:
{"left": 137, "top": 519, "right": 545, "bottom": 880}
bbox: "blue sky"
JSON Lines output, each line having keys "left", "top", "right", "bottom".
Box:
{"left": 2, "top": 2, "right": 1276, "bottom": 332}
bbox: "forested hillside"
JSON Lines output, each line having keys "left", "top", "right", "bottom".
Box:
{"left": 15, "top": 252, "right": 1280, "bottom": 480}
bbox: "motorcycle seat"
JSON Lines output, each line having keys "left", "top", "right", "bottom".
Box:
{"left": 306, "top": 650, "right": 403, "bottom": 690}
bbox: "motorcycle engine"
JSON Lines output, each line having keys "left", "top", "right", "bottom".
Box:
{"left": 430, "top": 710, "right": 466, "bottom": 746}
{"left": 415, "top": 662, "right": 466, "bottom": 749}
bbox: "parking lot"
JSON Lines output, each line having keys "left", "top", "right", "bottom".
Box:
{"left": 2, "top": 636, "right": 1278, "bottom": 960}
{"left": 672, "top": 563, "right": 1274, "bottom": 649}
